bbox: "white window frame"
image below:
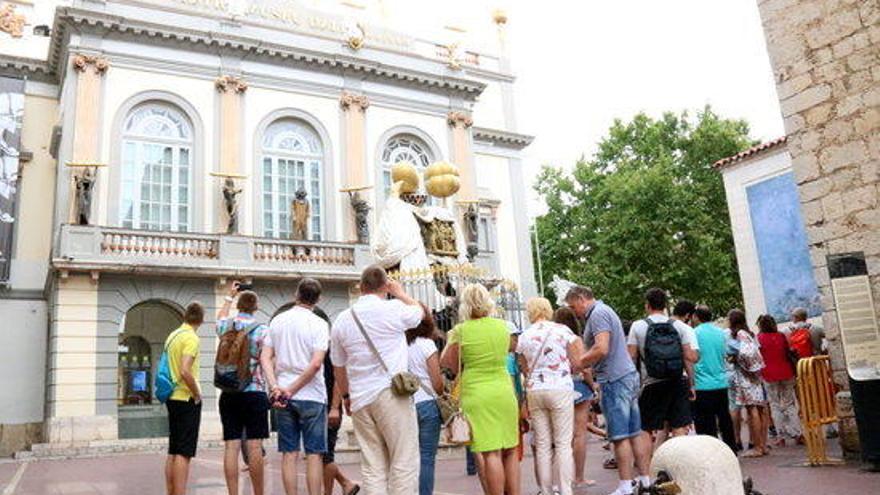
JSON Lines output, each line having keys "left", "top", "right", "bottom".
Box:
{"left": 119, "top": 104, "right": 193, "bottom": 232}
{"left": 380, "top": 134, "right": 436, "bottom": 204}
{"left": 260, "top": 120, "right": 324, "bottom": 240}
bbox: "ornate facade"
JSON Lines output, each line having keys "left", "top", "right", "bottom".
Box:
{"left": 0, "top": 0, "right": 536, "bottom": 454}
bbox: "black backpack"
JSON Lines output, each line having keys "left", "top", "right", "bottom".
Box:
{"left": 643, "top": 318, "right": 684, "bottom": 379}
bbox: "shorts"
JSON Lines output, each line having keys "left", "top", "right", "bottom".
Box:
{"left": 574, "top": 380, "right": 594, "bottom": 405}
{"left": 600, "top": 371, "right": 642, "bottom": 441}
{"left": 323, "top": 425, "right": 340, "bottom": 465}
{"left": 219, "top": 391, "right": 270, "bottom": 441}
{"left": 277, "top": 399, "right": 328, "bottom": 454}
{"left": 638, "top": 378, "right": 692, "bottom": 432}
{"left": 167, "top": 398, "right": 202, "bottom": 458}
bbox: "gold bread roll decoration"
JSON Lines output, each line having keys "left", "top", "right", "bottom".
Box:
{"left": 391, "top": 161, "right": 420, "bottom": 194}
{"left": 425, "top": 161, "right": 461, "bottom": 198}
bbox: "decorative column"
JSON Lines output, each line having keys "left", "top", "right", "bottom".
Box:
{"left": 68, "top": 54, "right": 109, "bottom": 223}
{"left": 340, "top": 91, "right": 370, "bottom": 243}
{"left": 214, "top": 75, "right": 248, "bottom": 233}
{"left": 447, "top": 111, "right": 476, "bottom": 201}
{"left": 448, "top": 111, "right": 479, "bottom": 259}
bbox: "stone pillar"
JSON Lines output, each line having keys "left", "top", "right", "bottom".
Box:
{"left": 215, "top": 75, "right": 248, "bottom": 232}
{"left": 447, "top": 111, "right": 476, "bottom": 201}
{"left": 45, "top": 273, "right": 115, "bottom": 444}
{"left": 339, "top": 91, "right": 370, "bottom": 242}
{"left": 756, "top": 0, "right": 880, "bottom": 458}
{"left": 68, "top": 54, "right": 109, "bottom": 223}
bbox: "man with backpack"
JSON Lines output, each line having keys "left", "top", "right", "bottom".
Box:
{"left": 626, "top": 289, "right": 699, "bottom": 445}
{"left": 789, "top": 307, "right": 823, "bottom": 358}
{"left": 215, "top": 282, "right": 270, "bottom": 495}
{"left": 163, "top": 302, "right": 205, "bottom": 495}
{"left": 261, "top": 278, "right": 331, "bottom": 495}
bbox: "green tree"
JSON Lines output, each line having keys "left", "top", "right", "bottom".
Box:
{"left": 534, "top": 107, "right": 754, "bottom": 318}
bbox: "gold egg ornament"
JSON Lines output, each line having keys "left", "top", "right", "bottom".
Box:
{"left": 391, "top": 161, "right": 420, "bottom": 194}
{"left": 424, "top": 161, "right": 461, "bottom": 198}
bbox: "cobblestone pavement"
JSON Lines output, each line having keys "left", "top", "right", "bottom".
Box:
{"left": 1, "top": 437, "right": 877, "bottom": 494}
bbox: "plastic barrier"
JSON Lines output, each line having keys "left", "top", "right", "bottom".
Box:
{"left": 796, "top": 355, "right": 843, "bottom": 466}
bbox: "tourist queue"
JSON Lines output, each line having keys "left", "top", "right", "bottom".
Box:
{"left": 158, "top": 265, "right": 821, "bottom": 495}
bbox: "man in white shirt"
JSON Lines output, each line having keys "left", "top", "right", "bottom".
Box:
{"left": 330, "top": 265, "right": 424, "bottom": 495}
{"left": 627, "top": 289, "right": 699, "bottom": 449}
{"left": 261, "top": 278, "right": 329, "bottom": 495}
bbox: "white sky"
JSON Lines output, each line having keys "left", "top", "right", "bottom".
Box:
{"left": 502, "top": 1, "right": 786, "bottom": 216}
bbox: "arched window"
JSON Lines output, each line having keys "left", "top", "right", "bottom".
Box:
{"left": 120, "top": 103, "right": 193, "bottom": 231}
{"left": 380, "top": 134, "right": 434, "bottom": 201}
{"left": 260, "top": 119, "right": 324, "bottom": 240}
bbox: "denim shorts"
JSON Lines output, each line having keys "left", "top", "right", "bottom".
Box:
{"left": 276, "top": 399, "right": 327, "bottom": 454}
{"left": 573, "top": 380, "right": 594, "bottom": 405}
{"left": 600, "top": 371, "right": 642, "bottom": 441}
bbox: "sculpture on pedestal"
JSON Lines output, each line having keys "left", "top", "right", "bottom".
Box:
{"left": 74, "top": 168, "right": 96, "bottom": 225}
{"left": 291, "top": 189, "right": 310, "bottom": 240}
{"left": 222, "top": 178, "right": 242, "bottom": 234}
{"left": 463, "top": 203, "right": 479, "bottom": 261}
{"left": 349, "top": 191, "right": 371, "bottom": 244}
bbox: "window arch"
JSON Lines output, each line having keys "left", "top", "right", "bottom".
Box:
{"left": 120, "top": 103, "right": 193, "bottom": 232}
{"left": 380, "top": 134, "right": 436, "bottom": 201}
{"left": 260, "top": 119, "right": 325, "bottom": 240}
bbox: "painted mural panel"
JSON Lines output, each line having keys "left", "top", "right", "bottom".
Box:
{"left": 0, "top": 76, "right": 25, "bottom": 282}
{"left": 746, "top": 172, "right": 822, "bottom": 321}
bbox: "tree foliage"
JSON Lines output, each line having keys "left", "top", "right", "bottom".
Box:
{"left": 534, "top": 108, "right": 755, "bottom": 319}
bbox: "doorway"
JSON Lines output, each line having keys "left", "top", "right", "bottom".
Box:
{"left": 117, "top": 300, "right": 183, "bottom": 439}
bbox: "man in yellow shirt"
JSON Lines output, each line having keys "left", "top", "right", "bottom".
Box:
{"left": 164, "top": 302, "right": 205, "bottom": 495}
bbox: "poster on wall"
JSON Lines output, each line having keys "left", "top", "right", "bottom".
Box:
{"left": 0, "top": 76, "right": 25, "bottom": 282}
{"left": 746, "top": 172, "right": 823, "bottom": 322}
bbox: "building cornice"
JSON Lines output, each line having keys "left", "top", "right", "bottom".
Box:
{"left": 45, "top": 5, "right": 486, "bottom": 99}
{"left": 473, "top": 127, "right": 534, "bottom": 150}
{"left": 0, "top": 53, "right": 54, "bottom": 82}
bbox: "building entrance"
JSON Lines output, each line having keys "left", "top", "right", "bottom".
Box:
{"left": 117, "top": 300, "right": 183, "bottom": 439}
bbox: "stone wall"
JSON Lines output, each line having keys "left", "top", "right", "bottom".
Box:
{"left": 755, "top": 0, "right": 879, "bottom": 455}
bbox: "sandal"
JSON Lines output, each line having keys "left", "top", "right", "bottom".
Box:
{"left": 345, "top": 484, "right": 361, "bottom": 495}
{"left": 742, "top": 449, "right": 763, "bottom": 458}
{"left": 574, "top": 479, "right": 597, "bottom": 487}
{"left": 603, "top": 457, "right": 618, "bottom": 469}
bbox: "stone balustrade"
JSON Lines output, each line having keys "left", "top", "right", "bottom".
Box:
{"left": 55, "top": 224, "right": 371, "bottom": 281}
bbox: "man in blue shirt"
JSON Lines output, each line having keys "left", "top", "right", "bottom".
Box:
{"left": 567, "top": 286, "right": 651, "bottom": 495}
{"left": 691, "top": 305, "right": 737, "bottom": 452}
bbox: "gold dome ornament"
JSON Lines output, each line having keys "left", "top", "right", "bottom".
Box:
{"left": 391, "top": 161, "right": 420, "bottom": 194}
{"left": 424, "top": 161, "right": 461, "bottom": 198}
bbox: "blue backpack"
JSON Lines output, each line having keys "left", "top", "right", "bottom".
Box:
{"left": 155, "top": 331, "right": 184, "bottom": 403}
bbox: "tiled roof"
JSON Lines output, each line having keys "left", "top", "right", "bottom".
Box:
{"left": 713, "top": 136, "right": 787, "bottom": 169}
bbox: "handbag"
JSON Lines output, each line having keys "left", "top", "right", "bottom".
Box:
{"left": 442, "top": 325, "right": 472, "bottom": 445}
{"left": 351, "top": 308, "right": 420, "bottom": 397}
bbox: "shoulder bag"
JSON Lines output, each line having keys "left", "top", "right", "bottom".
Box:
{"left": 351, "top": 308, "right": 420, "bottom": 397}
{"left": 442, "top": 323, "right": 472, "bottom": 445}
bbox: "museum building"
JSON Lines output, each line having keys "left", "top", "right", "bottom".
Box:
{"left": 0, "top": 0, "right": 536, "bottom": 453}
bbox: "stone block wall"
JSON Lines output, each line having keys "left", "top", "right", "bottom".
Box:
{"left": 756, "top": 0, "right": 879, "bottom": 455}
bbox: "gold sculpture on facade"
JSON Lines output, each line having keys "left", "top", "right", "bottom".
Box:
{"left": 0, "top": 2, "right": 25, "bottom": 38}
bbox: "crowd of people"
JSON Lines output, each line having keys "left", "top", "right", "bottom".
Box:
{"left": 158, "top": 265, "right": 822, "bottom": 495}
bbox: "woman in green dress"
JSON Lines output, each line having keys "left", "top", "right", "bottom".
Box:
{"left": 441, "top": 284, "right": 520, "bottom": 495}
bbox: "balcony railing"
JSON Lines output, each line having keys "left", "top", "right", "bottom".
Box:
{"left": 55, "top": 224, "right": 371, "bottom": 280}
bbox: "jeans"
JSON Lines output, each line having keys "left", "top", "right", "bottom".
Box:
{"left": 416, "top": 400, "right": 441, "bottom": 495}
{"left": 276, "top": 399, "right": 328, "bottom": 454}
{"left": 600, "top": 371, "right": 642, "bottom": 441}
{"left": 692, "top": 388, "right": 737, "bottom": 452}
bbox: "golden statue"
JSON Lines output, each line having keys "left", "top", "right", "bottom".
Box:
{"left": 291, "top": 189, "right": 310, "bottom": 240}
{"left": 424, "top": 161, "right": 461, "bottom": 198}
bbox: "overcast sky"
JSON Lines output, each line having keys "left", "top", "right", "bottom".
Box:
{"left": 502, "top": 1, "right": 786, "bottom": 216}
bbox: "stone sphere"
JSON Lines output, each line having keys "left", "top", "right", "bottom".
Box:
{"left": 651, "top": 435, "right": 743, "bottom": 495}
{"left": 391, "top": 161, "right": 420, "bottom": 194}
{"left": 424, "top": 161, "right": 461, "bottom": 198}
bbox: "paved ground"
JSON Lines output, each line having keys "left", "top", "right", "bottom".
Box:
{"left": 1, "top": 437, "right": 877, "bottom": 494}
